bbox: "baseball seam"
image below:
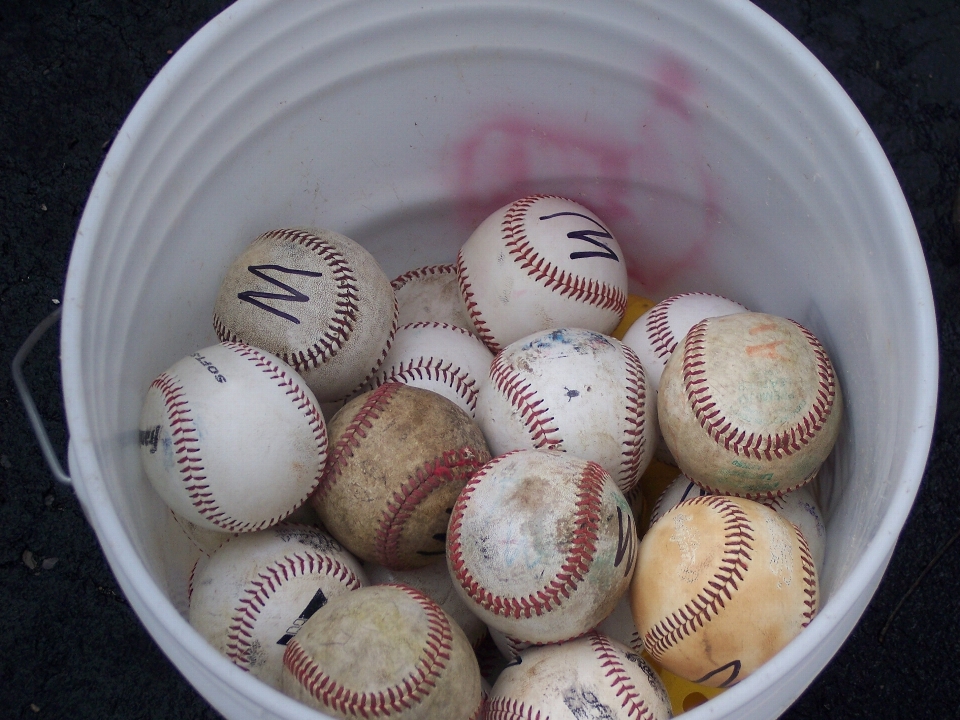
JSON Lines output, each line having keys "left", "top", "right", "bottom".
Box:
{"left": 681, "top": 319, "right": 837, "bottom": 464}
{"left": 374, "top": 446, "right": 486, "bottom": 569}
{"left": 448, "top": 451, "right": 605, "bottom": 621}
{"left": 502, "top": 195, "right": 627, "bottom": 313}
{"left": 456, "top": 250, "right": 500, "bottom": 352}
{"left": 618, "top": 342, "right": 649, "bottom": 493}
{"left": 645, "top": 293, "right": 692, "bottom": 361}
{"left": 644, "top": 496, "right": 754, "bottom": 661}
{"left": 283, "top": 585, "right": 453, "bottom": 717}
{"left": 390, "top": 263, "right": 457, "bottom": 291}
{"left": 212, "top": 228, "right": 360, "bottom": 372}
{"left": 485, "top": 696, "right": 543, "bottom": 720}
{"left": 487, "top": 352, "right": 563, "bottom": 450}
{"left": 313, "top": 382, "right": 404, "bottom": 504}
{"left": 795, "top": 523, "right": 819, "bottom": 626}
{"left": 374, "top": 354, "right": 479, "bottom": 414}
{"left": 224, "top": 552, "right": 364, "bottom": 669}
{"left": 590, "top": 632, "right": 656, "bottom": 720}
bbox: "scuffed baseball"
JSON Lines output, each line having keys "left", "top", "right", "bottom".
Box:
{"left": 188, "top": 524, "right": 367, "bottom": 689}
{"left": 364, "top": 560, "right": 488, "bottom": 648}
{"left": 487, "top": 630, "right": 671, "bottom": 720}
{"left": 281, "top": 584, "right": 484, "bottom": 719}
{"left": 657, "top": 312, "right": 843, "bottom": 498}
{"left": 447, "top": 449, "right": 638, "bottom": 645}
{"left": 476, "top": 327, "right": 656, "bottom": 494}
{"left": 370, "top": 321, "right": 494, "bottom": 418}
{"left": 212, "top": 227, "right": 398, "bottom": 403}
{"left": 391, "top": 263, "right": 477, "bottom": 332}
{"left": 651, "top": 473, "right": 827, "bottom": 571}
{"left": 631, "top": 495, "right": 819, "bottom": 688}
{"left": 311, "top": 382, "right": 491, "bottom": 570}
{"left": 456, "top": 195, "right": 628, "bottom": 352}
{"left": 138, "top": 342, "right": 328, "bottom": 533}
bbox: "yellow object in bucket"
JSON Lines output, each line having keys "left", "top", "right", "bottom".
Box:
{"left": 611, "top": 294, "right": 655, "bottom": 340}
{"left": 643, "top": 652, "right": 726, "bottom": 715}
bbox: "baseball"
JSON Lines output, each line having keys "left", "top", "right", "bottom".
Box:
{"left": 657, "top": 311, "right": 843, "bottom": 498}
{"left": 391, "top": 263, "right": 477, "bottom": 332}
{"left": 651, "top": 473, "right": 827, "bottom": 570}
{"left": 369, "top": 321, "right": 494, "bottom": 418}
{"left": 138, "top": 342, "right": 328, "bottom": 533}
{"left": 486, "top": 630, "right": 672, "bottom": 720}
{"left": 447, "top": 448, "right": 638, "bottom": 645}
{"left": 310, "top": 382, "right": 491, "bottom": 570}
{"left": 364, "top": 559, "right": 488, "bottom": 648}
{"left": 188, "top": 524, "right": 367, "bottom": 689}
{"left": 281, "top": 584, "right": 484, "bottom": 719}
{"left": 631, "top": 495, "right": 819, "bottom": 687}
{"left": 456, "top": 195, "right": 628, "bottom": 352}
{"left": 476, "top": 327, "right": 656, "bottom": 494}
{"left": 212, "top": 227, "right": 398, "bottom": 403}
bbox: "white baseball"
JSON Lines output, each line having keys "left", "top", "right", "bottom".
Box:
{"left": 364, "top": 560, "right": 488, "bottom": 648}
{"left": 595, "top": 594, "right": 644, "bottom": 655}
{"left": 631, "top": 495, "right": 819, "bottom": 687}
{"left": 657, "top": 311, "right": 843, "bottom": 498}
{"left": 369, "top": 321, "right": 494, "bottom": 418}
{"left": 138, "top": 342, "right": 328, "bottom": 533}
{"left": 487, "top": 630, "right": 671, "bottom": 720}
{"left": 391, "top": 263, "right": 477, "bottom": 332}
{"left": 447, "top": 449, "right": 638, "bottom": 645}
{"left": 622, "top": 292, "right": 749, "bottom": 394}
{"left": 188, "top": 524, "right": 367, "bottom": 689}
{"left": 213, "top": 227, "right": 398, "bottom": 403}
{"left": 281, "top": 584, "right": 484, "bottom": 719}
{"left": 476, "top": 327, "right": 656, "bottom": 494}
{"left": 456, "top": 195, "right": 628, "bottom": 352}
{"left": 651, "top": 473, "right": 827, "bottom": 570}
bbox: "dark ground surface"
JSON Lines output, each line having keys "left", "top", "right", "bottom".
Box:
{"left": 1, "top": 1, "right": 958, "bottom": 718}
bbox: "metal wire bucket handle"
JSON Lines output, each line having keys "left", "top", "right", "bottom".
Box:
{"left": 11, "top": 307, "right": 71, "bottom": 485}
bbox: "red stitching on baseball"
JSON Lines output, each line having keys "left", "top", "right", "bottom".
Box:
{"left": 456, "top": 249, "right": 500, "bottom": 352}
{"left": 618, "top": 342, "right": 649, "bottom": 492}
{"left": 589, "top": 631, "right": 657, "bottom": 720}
{"left": 487, "top": 352, "right": 563, "bottom": 450}
{"left": 213, "top": 229, "right": 361, "bottom": 373}
{"left": 390, "top": 263, "right": 457, "bottom": 291}
{"left": 681, "top": 318, "right": 838, "bottom": 465}
{"left": 224, "top": 550, "right": 363, "bottom": 669}
{"left": 502, "top": 195, "right": 627, "bottom": 314}
{"left": 314, "top": 382, "right": 405, "bottom": 504}
{"left": 374, "top": 446, "right": 487, "bottom": 569}
{"left": 644, "top": 496, "right": 754, "bottom": 661}
{"left": 283, "top": 585, "right": 453, "bottom": 717}
{"left": 486, "top": 696, "right": 544, "bottom": 720}
{"left": 448, "top": 452, "right": 605, "bottom": 620}
{"left": 794, "top": 523, "right": 819, "bottom": 626}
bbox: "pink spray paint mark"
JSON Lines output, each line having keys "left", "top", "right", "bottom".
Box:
{"left": 447, "top": 55, "right": 722, "bottom": 296}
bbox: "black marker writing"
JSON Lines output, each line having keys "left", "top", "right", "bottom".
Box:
{"left": 538, "top": 211, "right": 620, "bottom": 262}
{"left": 614, "top": 505, "right": 637, "bottom": 576}
{"left": 693, "top": 659, "right": 742, "bottom": 688}
{"left": 238, "top": 264, "right": 324, "bottom": 324}
{"left": 276, "top": 587, "right": 328, "bottom": 645}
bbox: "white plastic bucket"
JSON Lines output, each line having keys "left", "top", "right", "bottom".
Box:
{"left": 60, "top": 1, "right": 938, "bottom": 718}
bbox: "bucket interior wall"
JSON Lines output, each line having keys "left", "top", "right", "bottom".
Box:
{"left": 63, "top": 1, "right": 934, "bottom": 718}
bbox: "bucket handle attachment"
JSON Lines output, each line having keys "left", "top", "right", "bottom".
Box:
{"left": 12, "top": 307, "right": 71, "bottom": 485}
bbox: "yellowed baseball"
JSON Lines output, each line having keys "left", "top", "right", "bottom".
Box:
{"left": 212, "top": 227, "right": 398, "bottom": 403}
{"left": 310, "top": 382, "right": 491, "bottom": 570}
{"left": 657, "top": 311, "right": 843, "bottom": 498}
{"left": 281, "top": 584, "right": 484, "bottom": 719}
{"left": 630, "top": 495, "right": 819, "bottom": 688}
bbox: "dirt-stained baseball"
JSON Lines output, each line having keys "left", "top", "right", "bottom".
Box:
{"left": 486, "top": 630, "right": 671, "bottom": 720}
{"left": 456, "top": 195, "right": 628, "bottom": 352}
{"left": 188, "top": 524, "right": 367, "bottom": 689}
{"left": 447, "top": 449, "right": 638, "bottom": 645}
{"left": 631, "top": 495, "right": 819, "bottom": 688}
{"left": 369, "top": 321, "right": 494, "bottom": 418}
{"left": 391, "top": 263, "right": 477, "bottom": 332}
{"left": 657, "top": 311, "right": 843, "bottom": 498}
{"left": 310, "top": 382, "right": 491, "bottom": 570}
{"left": 476, "top": 327, "right": 656, "bottom": 494}
{"left": 138, "top": 342, "right": 328, "bottom": 533}
{"left": 212, "top": 227, "right": 398, "bottom": 403}
{"left": 281, "top": 584, "right": 484, "bottom": 719}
